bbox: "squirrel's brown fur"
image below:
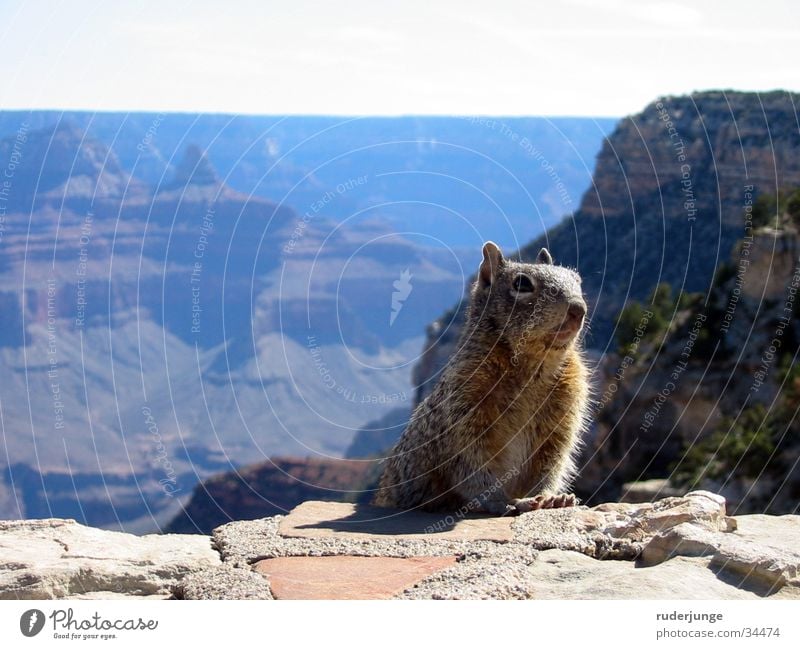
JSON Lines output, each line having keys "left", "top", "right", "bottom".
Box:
{"left": 373, "top": 242, "right": 590, "bottom": 515}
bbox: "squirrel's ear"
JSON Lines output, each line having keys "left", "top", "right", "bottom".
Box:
{"left": 479, "top": 241, "right": 505, "bottom": 287}
{"left": 536, "top": 248, "right": 554, "bottom": 265}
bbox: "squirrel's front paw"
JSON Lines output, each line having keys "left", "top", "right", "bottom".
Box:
{"left": 511, "top": 493, "right": 578, "bottom": 513}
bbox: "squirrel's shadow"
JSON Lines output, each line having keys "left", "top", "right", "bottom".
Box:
{"left": 293, "top": 503, "right": 498, "bottom": 536}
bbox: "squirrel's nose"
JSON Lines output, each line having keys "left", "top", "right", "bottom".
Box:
{"left": 567, "top": 300, "right": 586, "bottom": 324}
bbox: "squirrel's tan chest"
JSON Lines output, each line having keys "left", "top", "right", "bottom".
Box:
{"left": 484, "top": 398, "right": 540, "bottom": 474}
{"left": 492, "top": 427, "right": 532, "bottom": 474}
{"left": 482, "top": 382, "right": 554, "bottom": 494}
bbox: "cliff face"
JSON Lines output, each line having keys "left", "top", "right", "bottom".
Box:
{"left": 585, "top": 218, "right": 800, "bottom": 512}
{"left": 413, "top": 91, "right": 800, "bottom": 403}
{"left": 396, "top": 91, "right": 800, "bottom": 515}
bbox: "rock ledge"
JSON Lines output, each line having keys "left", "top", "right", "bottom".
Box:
{"left": 2, "top": 492, "right": 798, "bottom": 600}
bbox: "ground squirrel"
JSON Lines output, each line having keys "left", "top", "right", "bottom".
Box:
{"left": 374, "top": 241, "right": 590, "bottom": 515}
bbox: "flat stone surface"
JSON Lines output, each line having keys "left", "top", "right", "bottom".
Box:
{"left": 213, "top": 492, "right": 738, "bottom": 568}
{"left": 0, "top": 518, "right": 220, "bottom": 599}
{"left": 278, "top": 501, "right": 514, "bottom": 542}
{"left": 402, "top": 549, "right": 772, "bottom": 600}
{"left": 732, "top": 514, "right": 800, "bottom": 549}
{"left": 254, "top": 555, "right": 457, "bottom": 599}
{"left": 214, "top": 494, "right": 797, "bottom": 600}
{"left": 642, "top": 514, "right": 800, "bottom": 593}
{"left": 215, "top": 514, "right": 540, "bottom": 567}
{"left": 6, "top": 494, "right": 800, "bottom": 601}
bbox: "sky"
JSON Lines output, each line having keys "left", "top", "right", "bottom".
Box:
{"left": 0, "top": 0, "right": 797, "bottom": 117}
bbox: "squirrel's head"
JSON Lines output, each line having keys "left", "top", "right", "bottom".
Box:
{"left": 469, "top": 241, "right": 587, "bottom": 352}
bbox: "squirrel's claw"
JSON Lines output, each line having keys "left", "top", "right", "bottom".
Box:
{"left": 510, "top": 493, "right": 579, "bottom": 513}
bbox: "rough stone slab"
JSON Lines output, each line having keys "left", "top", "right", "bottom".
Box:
{"left": 255, "top": 555, "right": 457, "bottom": 599}
{"left": 641, "top": 523, "right": 718, "bottom": 565}
{"left": 512, "top": 491, "right": 735, "bottom": 559}
{"left": 279, "top": 500, "right": 513, "bottom": 542}
{"left": 173, "top": 565, "right": 274, "bottom": 600}
{"left": 594, "top": 491, "right": 734, "bottom": 535}
{"left": 0, "top": 518, "right": 220, "bottom": 599}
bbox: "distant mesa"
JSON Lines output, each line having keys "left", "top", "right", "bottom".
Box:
{"left": 165, "top": 144, "right": 220, "bottom": 189}
{"left": 0, "top": 120, "right": 139, "bottom": 208}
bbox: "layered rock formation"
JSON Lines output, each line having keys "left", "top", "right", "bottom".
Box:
{"left": 413, "top": 91, "right": 800, "bottom": 401}
{"left": 0, "top": 122, "right": 462, "bottom": 529}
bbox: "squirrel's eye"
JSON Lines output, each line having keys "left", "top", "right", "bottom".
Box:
{"left": 512, "top": 275, "right": 535, "bottom": 293}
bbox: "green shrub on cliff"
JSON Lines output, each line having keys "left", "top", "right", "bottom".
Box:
{"left": 615, "top": 282, "right": 696, "bottom": 355}
{"left": 786, "top": 189, "right": 800, "bottom": 226}
{"left": 751, "top": 188, "right": 800, "bottom": 230}
{"left": 673, "top": 405, "right": 776, "bottom": 486}
{"left": 673, "top": 361, "right": 800, "bottom": 505}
